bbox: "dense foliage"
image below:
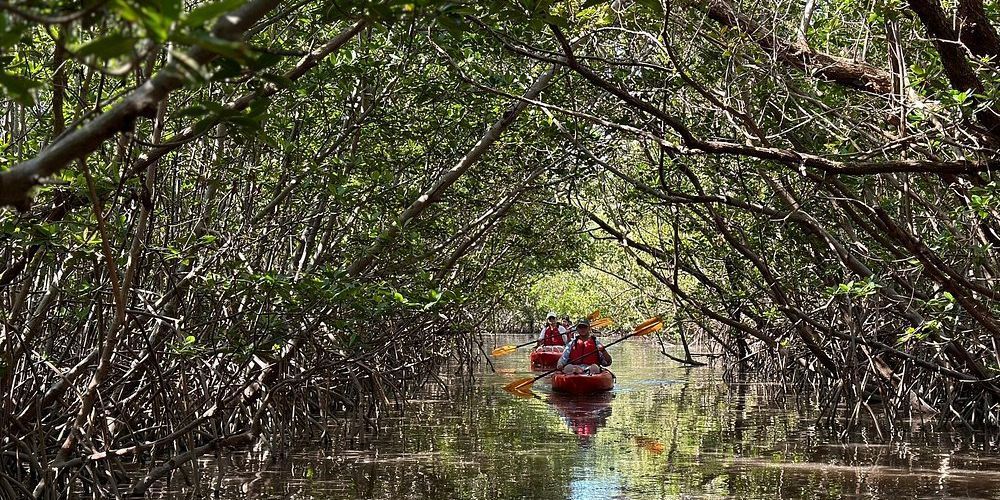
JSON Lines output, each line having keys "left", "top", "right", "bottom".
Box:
{"left": 3, "top": 0, "right": 1000, "bottom": 496}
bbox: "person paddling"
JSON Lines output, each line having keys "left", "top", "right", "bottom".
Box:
{"left": 557, "top": 318, "right": 612, "bottom": 374}
{"left": 560, "top": 316, "right": 572, "bottom": 331}
{"left": 536, "top": 312, "right": 569, "bottom": 349}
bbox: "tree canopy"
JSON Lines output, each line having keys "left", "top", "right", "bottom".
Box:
{"left": 3, "top": 0, "right": 1000, "bottom": 495}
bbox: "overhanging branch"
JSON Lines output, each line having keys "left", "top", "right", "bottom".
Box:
{"left": 0, "top": 0, "right": 284, "bottom": 210}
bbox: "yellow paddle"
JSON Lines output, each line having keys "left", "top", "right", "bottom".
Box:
{"left": 503, "top": 316, "right": 663, "bottom": 396}
{"left": 633, "top": 316, "right": 661, "bottom": 331}
{"left": 490, "top": 313, "right": 610, "bottom": 358}
{"left": 590, "top": 317, "right": 612, "bottom": 329}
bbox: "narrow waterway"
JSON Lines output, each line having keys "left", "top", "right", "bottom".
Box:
{"left": 179, "top": 340, "right": 1000, "bottom": 499}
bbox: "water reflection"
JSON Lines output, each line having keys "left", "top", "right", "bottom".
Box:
{"left": 569, "top": 474, "right": 624, "bottom": 500}
{"left": 170, "top": 342, "right": 1000, "bottom": 499}
{"left": 547, "top": 392, "right": 614, "bottom": 446}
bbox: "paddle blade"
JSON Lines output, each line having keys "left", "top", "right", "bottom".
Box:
{"left": 591, "top": 317, "right": 613, "bottom": 329}
{"left": 633, "top": 321, "right": 664, "bottom": 336}
{"left": 491, "top": 345, "right": 517, "bottom": 357}
{"left": 503, "top": 378, "right": 536, "bottom": 397}
{"left": 587, "top": 310, "right": 601, "bottom": 321}
{"left": 634, "top": 316, "right": 662, "bottom": 331}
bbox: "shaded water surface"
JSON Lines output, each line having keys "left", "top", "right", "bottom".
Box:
{"left": 186, "top": 342, "right": 1000, "bottom": 499}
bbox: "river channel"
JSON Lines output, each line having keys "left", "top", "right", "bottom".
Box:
{"left": 175, "top": 340, "right": 1000, "bottom": 499}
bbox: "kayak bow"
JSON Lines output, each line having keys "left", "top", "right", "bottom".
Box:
{"left": 551, "top": 370, "right": 614, "bottom": 394}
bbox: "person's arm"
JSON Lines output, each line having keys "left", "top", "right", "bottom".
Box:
{"left": 559, "top": 325, "right": 570, "bottom": 344}
{"left": 597, "top": 339, "right": 612, "bottom": 366}
{"left": 536, "top": 325, "right": 546, "bottom": 347}
{"left": 556, "top": 340, "right": 573, "bottom": 369}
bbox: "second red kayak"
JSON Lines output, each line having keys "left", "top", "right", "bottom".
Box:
{"left": 551, "top": 370, "right": 614, "bottom": 394}
{"left": 530, "top": 348, "right": 563, "bottom": 370}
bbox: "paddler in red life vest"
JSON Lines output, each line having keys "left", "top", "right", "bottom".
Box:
{"left": 536, "top": 312, "right": 569, "bottom": 350}
{"left": 557, "top": 318, "right": 613, "bottom": 374}
{"left": 560, "top": 316, "right": 572, "bottom": 331}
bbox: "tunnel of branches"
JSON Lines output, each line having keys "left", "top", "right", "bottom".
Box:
{"left": 2, "top": 0, "right": 1000, "bottom": 496}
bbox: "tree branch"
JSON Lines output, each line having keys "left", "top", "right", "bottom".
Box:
{"left": 695, "top": 0, "right": 893, "bottom": 94}
{"left": 0, "top": 0, "right": 284, "bottom": 210}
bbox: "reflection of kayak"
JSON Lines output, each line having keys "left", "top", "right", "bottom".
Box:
{"left": 529, "top": 348, "right": 563, "bottom": 370}
{"left": 551, "top": 370, "right": 614, "bottom": 394}
{"left": 548, "top": 391, "right": 614, "bottom": 441}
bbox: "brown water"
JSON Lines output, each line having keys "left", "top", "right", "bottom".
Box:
{"left": 174, "top": 342, "right": 1000, "bottom": 499}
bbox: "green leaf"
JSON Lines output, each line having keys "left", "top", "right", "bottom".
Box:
{"left": 247, "top": 96, "right": 270, "bottom": 117}
{"left": 173, "top": 104, "right": 209, "bottom": 119}
{"left": 183, "top": 0, "right": 246, "bottom": 27}
{"left": 0, "top": 20, "right": 29, "bottom": 48}
{"left": 635, "top": 0, "right": 664, "bottom": 15}
{"left": 581, "top": 0, "right": 611, "bottom": 9}
{"left": 76, "top": 33, "right": 138, "bottom": 59}
{"left": 112, "top": 0, "right": 142, "bottom": 22}
{"left": 171, "top": 48, "right": 210, "bottom": 82}
{"left": 171, "top": 32, "right": 248, "bottom": 61}
{"left": 211, "top": 57, "right": 243, "bottom": 80}
{"left": 226, "top": 115, "right": 263, "bottom": 130}
{"left": 159, "top": 0, "right": 183, "bottom": 21}
{"left": 249, "top": 51, "right": 283, "bottom": 70}
{"left": 542, "top": 13, "right": 569, "bottom": 28}
{"left": 0, "top": 72, "right": 41, "bottom": 106}
{"left": 259, "top": 72, "right": 293, "bottom": 89}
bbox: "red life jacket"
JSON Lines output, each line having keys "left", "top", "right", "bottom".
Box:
{"left": 542, "top": 325, "right": 565, "bottom": 346}
{"left": 567, "top": 336, "right": 601, "bottom": 365}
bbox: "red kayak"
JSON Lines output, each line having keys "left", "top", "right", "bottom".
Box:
{"left": 551, "top": 370, "right": 614, "bottom": 394}
{"left": 530, "top": 348, "right": 563, "bottom": 370}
